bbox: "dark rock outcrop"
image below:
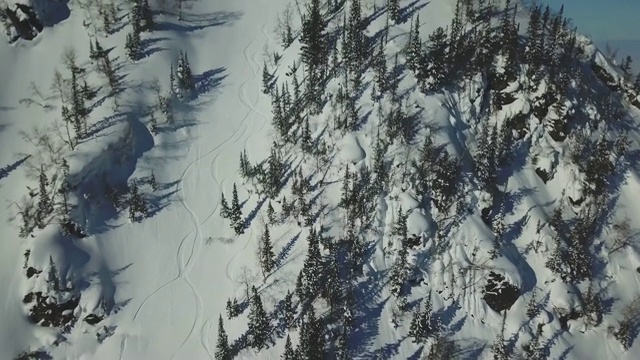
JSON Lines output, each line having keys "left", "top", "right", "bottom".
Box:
{"left": 483, "top": 271, "right": 520, "bottom": 312}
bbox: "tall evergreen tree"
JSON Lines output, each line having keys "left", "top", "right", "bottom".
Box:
{"left": 408, "top": 296, "right": 434, "bottom": 343}
{"left": 346, "top": 0, "right": 365, "bottom": 73}
{"left": 492, "top": 311, "right": 509, "bottom": 360}
{"left": 297, "top": 306, "right": 324, "bottom": 359}
{"left": 525, "top": 5, "right": 543, "bottom": 79}
{"left": 230, "top": 183, "right": 244, "bottom": 234}
{"left": 302, "top": 229, "right": 322, "bottom": 296}
{"left": 248, "top": 286, "right": 270, "bottom": 349}
{"left": 523, "top": 324, "right": 544, "bottom": 360}
{"left": 282, "top": 290, "right": 296, "bottom": 329}
{"left": 388, "top": 0, "right": 400, "bottom": 24}
{"left": 300, "top": 0, "right": 328, "bottom": 113}
{"left": 36, "top": 166, "right": 53, "bottom": 228}
{"left": 406, "top": 15, "right": 423, "bottom": 73}
{"left": 215, "top": 315, "right": 230, "bottom": 360}
{"left": 424, "top": 26, "right": 449, "bottom": 89}
{"left": 260, "top": 226, "right": 276, "bottom": 277}
{"left": 374, "top": 38, "right": 388, "bottom": 94}
{"left": 282, "top": 334, "right": 296, "bottom": 360}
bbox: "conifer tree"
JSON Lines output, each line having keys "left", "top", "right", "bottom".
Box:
{"left": 215, "top": 315, "right": 230, "bottom": 360}
{"left": 282, "top": 334, "right": 296, "bottom": 360}
{"left": 220, "top": 193, "right": 230, "bottom": 219}
{"left": 295, "top": 269, "right": 306, "bottom": 301}
{"left": 302, "top": 229, "right": 322, "bottom": 296}
{"left": 262, "top": 61, "right": 272, "bottom": 94}
{"left": 372, "top": 131, "right": 388, "bottom": 193}
{"left": 374, "top": 39, "right": 388, "bottom": 94}
{"left": 47, "top": 256, "right": 60, "bottom": 293}
{"left": 230, "top": 183, "right": 244, "bottom": 234}
{"left": 346, "top": 0, "right": 365, "bottom": 73}
{"left": 36, "top": 166, "right": 53, "bottom": 229}
{"left": 388, "top": 0, "right": 400, "bottom": 24}
{"left": 301, "top": 116, "right": 313, "bottom": 154}
{"left": 226, "top": 297, "right": 240, "bottom": 319}
{"left": 425, "top": 26, "right": 449, "bottom": 89}
{"left": 297, "top": 306, "right": 324, "bottom": 359}
{"left": 125, "top": 30, "right": 142, "bottom": 61}
{"left": 248, "top": 286, "right": 270, "bottom": 349}
{"left": 526, "top": 289, "right": 539, "bottom": 319}
{"left": 283, "top": 290, "right": 296, "bottom": 329}
{"left": 136, "top": 0, "right": 154, "bottom": 31}
{"left": 525, "top": 5, "right": 543, "bottom": 79}
{"left": 260, "top": 226, "right": 276, "bottom": 277}
{"left": 409, "top": 296, "right": 434, "bottom": 343}
{"left": 300, "top": 0, "right": 328, "bottom": 114}
{"left": 175, "top": 51, "right": 195, "bottom": 98}
{"left": 239, "top": 150, "right": 252, "bottom": 179}
{"left": 390, "top": 236, "right": 409, "bottom": 306}
{"left": 267, "top": 201, "right": 276, "bottom": 224}
{"left": 523, "top": 324, "right": 544, "bottom": 360}
{"left": 336, "top": 325, "right": 350, "bottom": 360}
{"left": 128, "top": 179, "right": 148, "bottom": 222}
{"left": 492, "top": 311, "right": 509, "bottom": 360}
{"left": 406, "top": 15, "right": 422, "bottom": 72}
{"left": 265, "top": 144, "right": 284, "bottom": 198}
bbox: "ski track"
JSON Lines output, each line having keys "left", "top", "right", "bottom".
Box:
{"left": 200, "top": 318, "right": 214, "bottom": 360}
{"left": 123, "top": 20, "right": 270, "bottom": 360}
{"left": 172, "top": 139, "right": 205, "bottom": 358}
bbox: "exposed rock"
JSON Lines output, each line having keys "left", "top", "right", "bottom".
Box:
{"left": 535, "top": 167, "right": 552, "bottom": 184}
{"left": 24, "top": 291, "right": 80, "bottom": 329}
{"left": 84, "top": 313, "right": 104, "bottom": 325}
{"left": 483, "top": 272, "right": 520, "bottom": 313}
{"left": 1, "top": 1, "right": 70, "bottom": 43}
{"left": 1, "top": 4, "right": 43, "bottom": 42}
{"left": 25, "top": 266, "right": 40, "bottom": 279}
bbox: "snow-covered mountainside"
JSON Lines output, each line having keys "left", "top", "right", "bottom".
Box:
{"left": 2, "top": 0, "right": 640, "bottom": 359}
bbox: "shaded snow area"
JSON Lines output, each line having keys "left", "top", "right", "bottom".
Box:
{"left": 2, "top": 0, "right": 640, "bottom": 359}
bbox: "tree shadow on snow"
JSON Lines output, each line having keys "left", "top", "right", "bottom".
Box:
{"left": 275, "top": 231, "right": 301, "bottom": 269}
{"left": 0, "top": 155, "right": 30, "bottom": 182}
{"left": 399, "top": 0, "right": 430, "bottom": 24}
{"left": 154, "top": 11, "right": 243, "bottom": 33}
{"left": 194, "top": 67, "right": 228, "bottom": 98}
{"left": 140, "top": 37, "right": 171, "bottom": 58}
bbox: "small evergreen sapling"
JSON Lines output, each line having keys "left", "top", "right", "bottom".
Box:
{"left": 225, "top": 297, "right": 240, "bottom": 319}
{"left": 220, "top": 193, "right": 230, "bottom": 219}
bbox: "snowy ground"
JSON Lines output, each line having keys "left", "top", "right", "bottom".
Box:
{"left": 2, "top": 0, "right": 640, "bottom": 359}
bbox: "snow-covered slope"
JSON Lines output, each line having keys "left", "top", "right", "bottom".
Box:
{"left": 2, "top": 0, "right": 640, "bottom": 359}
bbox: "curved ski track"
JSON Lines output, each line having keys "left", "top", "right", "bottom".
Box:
{"left": 124, "top": 26, "right": 271, "bottom": 360}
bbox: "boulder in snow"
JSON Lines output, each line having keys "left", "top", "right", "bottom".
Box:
{"left": 483, "top": 271, "right": 520, "bottom": 313}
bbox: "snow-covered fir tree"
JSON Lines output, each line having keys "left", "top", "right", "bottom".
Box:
{"left": 260, "top": 226, "right": 276, "bottom": 277}
{"left": 248, "top": 286, "right": 270, "bottom": 349}
{"left": 215, "top": 315, "right": 230, "bottom": 360}
{"left": 230, "top": 183, "right": 244, "bottom": 234}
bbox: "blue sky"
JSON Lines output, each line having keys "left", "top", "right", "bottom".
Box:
{"left": 538, "top": 0, "right": 640, "bottom": 41}
{"left": 538, "top": 0, "right": 640, "bottom": 71}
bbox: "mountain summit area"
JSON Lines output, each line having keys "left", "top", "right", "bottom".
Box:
{"left": 1, "top": 0, "right": 640, "bottom": 359}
